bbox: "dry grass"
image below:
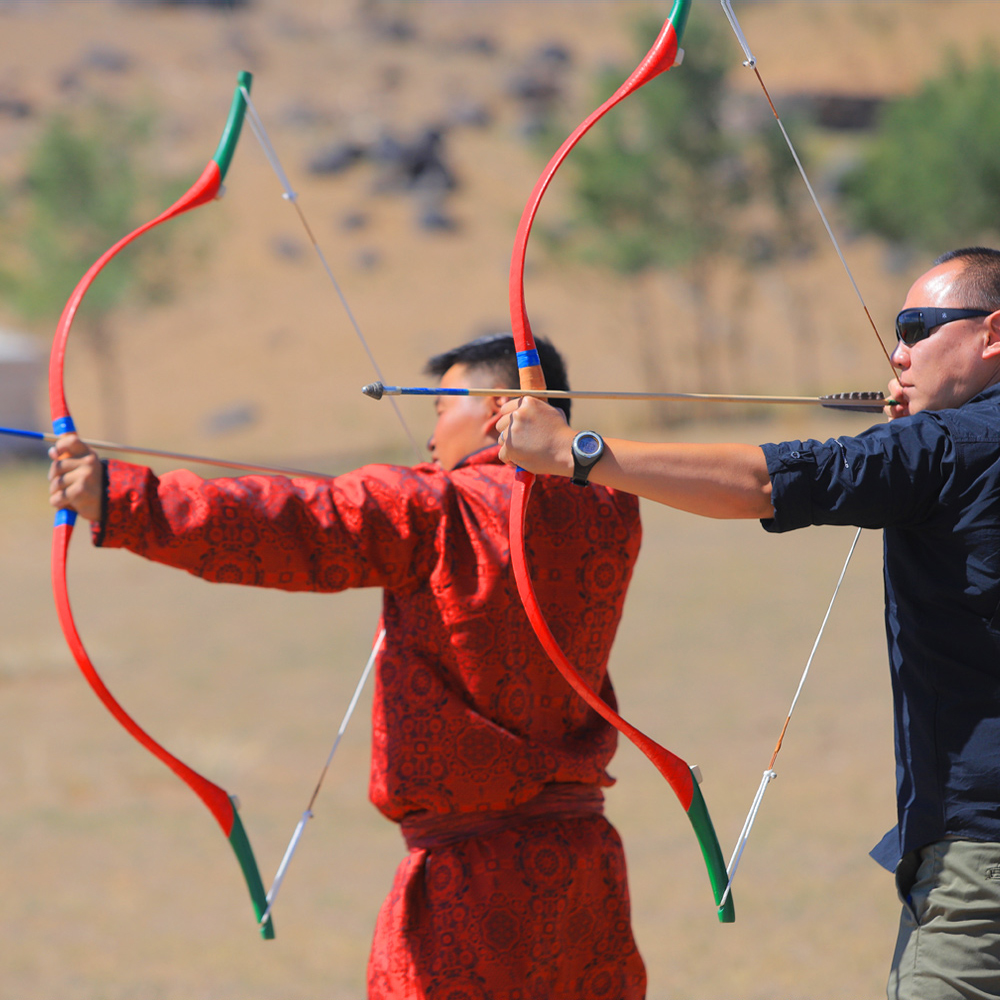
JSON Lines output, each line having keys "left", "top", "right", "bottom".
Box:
{"left": 2, "top": 1, "right": 996, "bottom": 996}
{"left": 0, "top": 412, "right": 897, "bottom": 999}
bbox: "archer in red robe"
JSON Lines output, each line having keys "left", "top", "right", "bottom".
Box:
{"left": 50, "top": 334, "right": 645, "bottom": 999}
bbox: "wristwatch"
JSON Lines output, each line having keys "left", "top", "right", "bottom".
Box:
{"left": 570, "top": 430, "right": 605, "bottom": 486}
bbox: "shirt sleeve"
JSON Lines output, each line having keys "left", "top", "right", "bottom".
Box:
{"left": 760, "top": 414, "right": 956, "bottom": 533}
{"left": 93, "top": 458, "right": 448, "bottom": 593}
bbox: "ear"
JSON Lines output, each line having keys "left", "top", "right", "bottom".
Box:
{"left": 983, "top": 310, "right": 1000, "bottom": 359}
{"left": 482, "top": 394, "right": 513, "bottom": 437}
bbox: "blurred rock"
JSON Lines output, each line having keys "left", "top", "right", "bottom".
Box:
{"left": 417, "top": 204, "right": 457, "bottom": 233}
{"left": 307, "top": 141, "right": 367, "bottom": 176}
{"left": 448, "top": 98, "right": 492, "bottom": 129}
{"left": 367, "top": 18, "right": 416, "bottom": 43}
{"left": 536, "top": 42, "right": 572, "bottom": 67}
{"left": 270, "top": 236, "right": 305, "bottom": 261}
{"left": 340, "top": 211, "right": 369, "bottom": 232}
{"left": 279, "top": 101, "right": 336, "bottom": 131}
{"left": 508, "top": 40, "right": 573, "bottom": 139}
{"left": 455, "top": 34, "right": 498, "bottom": 57}
{"left": 355, "top": 248, "right": 381, "bottom": 270}
{"left": 82, "top": 45, "right": 132, "bottom": 74}
{"left": 203, "top": 402, "right": 259, "bottom": 436}
{"left": 372, "top": 127, "right": 457, "bottom": 194}
{"left": 379, "top": 64, "right": 405, "bottom": 92}
{"left": 506, "top": 70, "right": 561, "bottom": 105}
{"left": 0, "top": 97, "right": 32, "bottom": 120}
{"left": 56, "top": 70, "right": 82, "bottom": 93}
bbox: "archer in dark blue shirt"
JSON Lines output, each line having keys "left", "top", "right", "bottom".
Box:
{"left": 498, "top": 246, "right": 1000, "bottom": 999}
{"left": 764, "top": 387, "right": 1000, "bottom": 869}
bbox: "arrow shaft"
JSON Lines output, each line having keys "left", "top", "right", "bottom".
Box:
{"left": 3, "top": 425, "right": 331, "bottom": 479}
{"left": 365, "top": 384, "right": 889, "bottom": 410}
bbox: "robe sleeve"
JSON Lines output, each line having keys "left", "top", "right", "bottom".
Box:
{"left": 93, "top": 457, "right": 447, "bottom": 594}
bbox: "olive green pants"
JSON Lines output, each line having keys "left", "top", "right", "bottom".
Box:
{"left": 888, "top": 840, "right": 1000, "bottom": 1000}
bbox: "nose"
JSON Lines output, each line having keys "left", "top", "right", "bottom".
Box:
{"left": 890, "top": 338, "right": 909, "bottom": 368}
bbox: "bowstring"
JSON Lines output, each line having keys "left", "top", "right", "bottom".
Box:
{"left": 239, "top": 85, "right": 423, "bottom": 463}
{"left": 236, "top": 86, "right": 422, "bottom": 929}
{"left": 258, "top": 628, "right": 384, "bottom": 929}
{"left": 720, "top": 528, "right": 860, "bottom": 905}
{"left": 718, "top": 0, "right": 887, "bottom": 901}
{"left": 720, "top": 0, "right": 897, "bottom": 378}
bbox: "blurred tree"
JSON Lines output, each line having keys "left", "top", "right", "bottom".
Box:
{"left": 0, "top": 104, "right": 182, "bottom": 439}
{"left": 841, "top": 51, "right": 1000, "bottom": 253}
{"left": 569, "top": 12, "right": 737, "bottom": 413}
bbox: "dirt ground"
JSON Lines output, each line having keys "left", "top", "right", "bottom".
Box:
{"left": 1, "top": 1, "right": 998, "bottom": 998}
{"left": 0, "top": 425, "right": 897, "bottom": 1000}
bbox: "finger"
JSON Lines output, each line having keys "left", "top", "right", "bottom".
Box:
{"left": 497, "top": 432, "right": 513, "bottom": 466}
{"left": 48, "top": 455, "right": 78, "bottom": 485}
{"left": 53, "top": 432, "right": 88, "bottom": 459}
{"left": 48, "top": 466, "right": 67, "bottom": 495}
{"left": 49, "top": 482, "right": 69, "bottom": 509}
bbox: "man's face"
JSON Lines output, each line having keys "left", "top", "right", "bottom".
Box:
{"left": 889, "top": 259, "right": 1000, "bottom": 416}
{"left": 427, "top": 363, "right": 508, "bottom": 470}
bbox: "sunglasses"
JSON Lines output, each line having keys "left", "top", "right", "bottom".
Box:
{"left": 895, "top": 307, "right": 992, "bottom": 346}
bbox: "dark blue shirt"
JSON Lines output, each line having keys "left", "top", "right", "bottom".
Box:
{"left": 761, "top": 384, "right": 1000, "bottom": 871}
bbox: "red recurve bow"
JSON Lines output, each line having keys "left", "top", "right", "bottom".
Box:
{"left": 507, "top": 0, "right": 735, "bottom": 923}
{"left": 49, "top": 71, "right": 275, "bottom": 940}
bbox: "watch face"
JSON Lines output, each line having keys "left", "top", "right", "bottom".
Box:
{"left": 571, "top": 431, "right": 604, "bottom": 485}
{"left": 575, "top": 432, "right": 602, "bottom": 458}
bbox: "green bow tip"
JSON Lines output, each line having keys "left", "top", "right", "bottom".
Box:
{"left": 213, "top": 70, "right": 253, "bottom": 181}
{"left": 226, "top": 796, "right": 275, "bottom": 940}
{"left": 671, "top": 0, "right": 692, "bottom": 44}
{"left": 685, "top": 768, "right": 736, "bottom": 923}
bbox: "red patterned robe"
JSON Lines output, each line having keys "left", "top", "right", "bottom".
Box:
{"left": 96, "top": 445, "right": 644, "bottom": 999}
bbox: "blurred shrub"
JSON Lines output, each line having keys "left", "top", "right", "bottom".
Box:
{"left": 840, "top": 51, "right": 1000, "bottom": 252}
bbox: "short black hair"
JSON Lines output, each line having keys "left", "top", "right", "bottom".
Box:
{"left": 933, "top": 247, "right": 1000, "bottom": 311}
{"left": 424, "top": 332, "right": 571, "bottom": 421}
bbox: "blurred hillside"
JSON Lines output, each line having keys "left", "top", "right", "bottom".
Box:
{"left": 0, "top": 0, "right": 998, "bottom": 468}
